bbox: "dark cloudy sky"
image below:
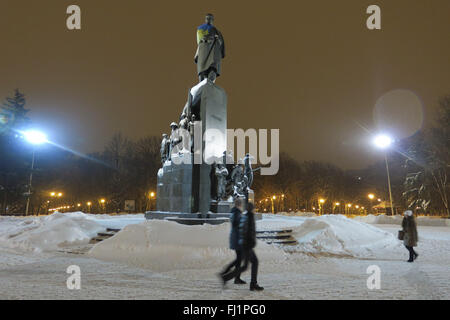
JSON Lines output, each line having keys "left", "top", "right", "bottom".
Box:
{"left": 1, "top": 0, "right": 449, "bottom": 169}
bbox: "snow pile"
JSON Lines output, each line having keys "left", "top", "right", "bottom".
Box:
{"left": 0, "top": 212, "right": 105, "bottom": 252}
{"left": 88, "top": 220, "right": 287, "bottom": 271}
{"left": 274, "top": 211, "right": 317, "bottom": 217}
{"left": 416, "top": 216, "right": 450, "bottom": 226}
{"left": 258, "top": 214, "right": 307, "bottom": 231}
{"left": 353, "top": 214, "right": 450, "bottom": 226}
{"left": 353, "top": 214, "right": 403, "bottom": 225}
{"left": 291, "top": 215, "right": 402, "bottom": 257}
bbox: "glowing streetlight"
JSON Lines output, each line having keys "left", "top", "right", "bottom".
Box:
{"left": 22, "top": 130, "right": 48, "bottom": 216}
{"left": 271, "top": 195, "right": 276, "bottom": 214}
{"left": 100, "top": 199, "right": 106, "bottom": 204}
{"left": 23, "top": 130, "right": 48, "bottom": 145}
{"left": 332, "top": 202, "right": 340, "bottom": 214}
{"left": 150, "top": 192, "right": 156, "bottom": 198}
{"left": 373, "top": 134, "right": 392, "bottom": 149}
{"left": 57, "top": 192, "right": 63, "bottom": 197}
{"left": 372, "top": 134, "right": 395, "bottom": 215}
{"left": 50, "top": 192, "right": 56, "bottom": 197}
{"left": 368, "top": 193, "right": 375, "bottom": 214}
{"left": 318, "top": 198, "right": 326, "bottom": 215}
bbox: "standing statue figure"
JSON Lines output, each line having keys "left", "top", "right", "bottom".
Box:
{"left": 231, "top": 164, "right": 245, "bottom": 198}
{"left": 195, "top": 13, "right": 225, "bottom": 82}
{"left": 169, "top": 122, "right": 182, "bottom": 160}
{"left": 160, "top": 133, "right": 170, "bottom": 164}
{"left": 215, "top": 163, "right": 229, "bottom": 201}
{"left": 179, "top": 114, "right": 189, "bottom": 131}
{"left": 188, "top": 114, "right": 196, "bottom": 152}
{"left": 243, "top": 153, "right": 254, "bottom": 189}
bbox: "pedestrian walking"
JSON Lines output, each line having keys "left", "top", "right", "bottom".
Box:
{"left": 401, "top": 210, "right": 419, "bottom": 262}
{"left": 219, "top": 198, "right": 246, "bottom": 285}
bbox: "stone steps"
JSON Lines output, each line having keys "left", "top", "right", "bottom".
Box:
{"left": 256, "top": 229, "right": 298, "bottom": 246}
{"left": 89, "top": 229, "right": 121, "bottom": 244}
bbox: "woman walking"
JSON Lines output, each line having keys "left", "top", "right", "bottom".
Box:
{"left": 238, "top": 202, "right": 264, "bottom": 291}
{"left": 402, "top": 210, "right": 419, "bottom": 262}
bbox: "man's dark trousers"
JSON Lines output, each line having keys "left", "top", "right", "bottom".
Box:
{"left": 222, "top": 249, "right": 242, "bottom": 281}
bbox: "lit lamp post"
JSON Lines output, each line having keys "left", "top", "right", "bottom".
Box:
{"left": 48, "top": 192, "right": 63, "bottom": 214}
{"left": 271, "top": 195, "right": 276, "bottom": 214}
{"left": 347, "top": 203, "right": 352, "bottom": 215}
{"left": 368, "top": 193, "right": 375, "bottom": 214}
{"left": 373, "top": 134, "right": 395, "bottom": 216}
{"left": 22, "top": 130, "right": 48, "bottom": 216}
{"left": 333, "top": 202, "right": 340, "bottom": 214}
{"left": 149, "top": 191, "right": 156, "bottom": 211}
{"left": 100, "top": 198, "right": 106, "bottom": 213}
{"left": 87, "top": 201, "right": 92, "bottom": 213}
{"left": 319, "top": 198, "right": 325, "bottom": 215}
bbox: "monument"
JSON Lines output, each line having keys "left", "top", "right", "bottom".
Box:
{"left": 146, "top": 14, "right": 256, "bottom": 223}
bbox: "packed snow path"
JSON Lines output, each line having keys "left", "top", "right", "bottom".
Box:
{"left": 0, "top": 213, "right": 449, "bottom": 299}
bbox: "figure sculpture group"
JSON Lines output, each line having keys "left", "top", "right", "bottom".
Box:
{"left": 157, "top": 13, "right": 255, "bottom": 208}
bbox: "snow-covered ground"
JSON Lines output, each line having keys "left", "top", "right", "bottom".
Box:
{"left": 0, "top": 212, "right": 449, "bottom": 299}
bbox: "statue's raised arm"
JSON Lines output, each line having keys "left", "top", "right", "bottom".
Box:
{"left": 194, "top": 13, "right": 225, "bottom": 83}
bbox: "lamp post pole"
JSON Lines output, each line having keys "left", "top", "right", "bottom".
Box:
{"left": 384, "top": 152, "right": 395, "bottom": 216}
{"left": 25, "top": 148, "right": 36, "bottom": 216}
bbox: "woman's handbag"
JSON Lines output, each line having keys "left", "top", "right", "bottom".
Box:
{"left": 398, "top": 230, "right": 405, "bottom": 240}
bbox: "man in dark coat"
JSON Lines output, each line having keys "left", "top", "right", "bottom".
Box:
{"left": 402, "top": 210, "right": 419, "bottom": 262}
{"left": 238, "top": 202, "right": 264, "bottom": 291}
{"left": 194, "top": 13, "right": 225, "bottom": 82}
{"left": 219, "top": 198, "right": 246, "bottom": 285}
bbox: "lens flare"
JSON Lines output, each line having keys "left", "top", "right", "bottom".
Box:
{"left": 373, "top": 134, "right": 392, "bottom": 149}
{"left": 23, "top": 130, "right": 48, "bottom": 145}
{"left": 373, "top": 89, "right": 424, "bottom": 139}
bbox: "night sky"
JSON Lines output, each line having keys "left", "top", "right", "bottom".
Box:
{"left": 1, "top": 0, "right": 449, "bottom": 169}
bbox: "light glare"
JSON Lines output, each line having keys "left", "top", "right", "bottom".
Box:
{"left": 23, "top": 130, "right": 47, "bottom": 145}
{"left": 373, "top": 134, "right": 392, "bottom": 149}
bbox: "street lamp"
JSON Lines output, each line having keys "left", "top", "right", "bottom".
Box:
{"left": 22, "top": 130, "right": 48, "bottom": 216}
{"left": 347, "top": 203, "right": 352, "bottom": 215}
{"left": 23, "top": 130, "right": 47, "bottom": 145}
{"left": 149, "top": 192, "right": 156, "bottom": 211}
{"left": 271, "top": 195, "right": 276, "bottom": 214}
{"left": 319, "top": 198, "right": 325, "bottom": 215}
{"left": 100, "top": 198, "right": 106, "bottom": 213}
{"left": 368, "top": 193, "right": 375, "bottom": 214}
{"left": 333, "top": 202, "right": 340, "bottom": 214}
{"left": 373, "top": 134, "right": 395, "bottom": 216}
